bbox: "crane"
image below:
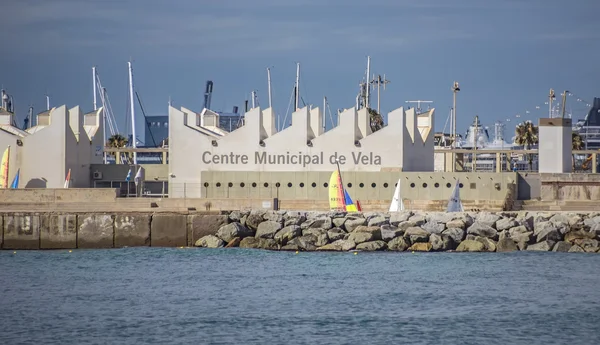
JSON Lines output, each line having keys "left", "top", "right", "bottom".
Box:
{"left": 405, "top": 100, "right": 433, "bottom": 113}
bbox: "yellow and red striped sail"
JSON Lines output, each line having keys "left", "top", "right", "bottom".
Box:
{"left": 0, "top": 146, "right": 10, "bottom": 189}
{"left": 328, "top": 170, "right": 346, "bottom": 210}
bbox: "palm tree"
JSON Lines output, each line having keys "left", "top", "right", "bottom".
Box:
{"left": 514, "top": 121, "right": 538, "bottom": 171}
{"left": 572, "top": 132, "right": 583, "bottom": 170}
{"left": 368, "top": 108, "right": 384, "bottom": 132}
{"left": 107, "top": 134, "right": 128, "bottom": 148}
{"left": 106, "top": 134, "right": 128, "bottom": 161}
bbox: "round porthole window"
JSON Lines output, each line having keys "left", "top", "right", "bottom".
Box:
{"left": 323, "top": 182, "right": 329, "bottom": 188}
{"left": 252, "top": 182, "right": 257, "bottom": 187}
{"left": 371, "top": 183, "right": 376, "bottom": 188}
{"left": 434, "top": 183, "right": 439, "bottom": 188}
{"left": 264, "top": 182, "right": 269, "bottom": 187}
{"left": 275, "top": 182, "right": 280, "bottom": 187}
{"left": 359, "top": 183, "right": 364, "bottom": 188}
{"left": 240, "top": 182, "right": 245, "bottom": 187}
{"left": 216, "top": 182, "right": 221, "bottom": 187}
{"left": 410, "top": 183, "right": 415, "bottom": 188}
{"left": 383, "top": 183, "right": 388, "bottom": 188}
{"left": 422, "top": 183, "right": 428, "bottom": 188}
{"left": 228, "top": 182, "right": 233, "bottom": 187}
{"left": 203, "top": 182, "right": 209, "bottom": 187}
{"left": 311, "top": 182, "right": 316, "bottom": 187}
{"left": 446, "top": 183, "right": 452, "bottom": 188}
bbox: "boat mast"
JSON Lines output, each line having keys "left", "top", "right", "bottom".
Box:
{"left": 128, "top": 61, "right": 137, "bottom": 164}
{"left": 366, "top": 56, "right": 371, "bottom": 109}
{"left": 323, "top": 96, "right": 327, "bottom": 133}
{"left": 267, "top": 67, "right": 273, "bottom": 109}
{"left": 92, "top": 66, "right": 97, "bottom": 111}
{"left": 295, "top": 62, "right": 300, "bottom": 111}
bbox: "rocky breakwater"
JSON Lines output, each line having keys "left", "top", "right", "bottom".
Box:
{"left": 194, "top": 210, "right": 600, "bottom": 253}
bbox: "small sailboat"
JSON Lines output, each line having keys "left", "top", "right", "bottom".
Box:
{"left": 389, "top": 178, "right": 404, "bottom": 212}
{"left": 328, "top": 165, "right": 362, "bottom": 212}
{"left": 63, "top": 168, "right": 71, "bottom": 188}
{"left": 328, "top": 169, "right": 346, "bottom": 211}
{"left": 447, "top": 179, "right": 464, "bottom": 212}
{"left": 0, "top": 145, "right": 10, "bottom": 189}
{"left": 10, "top": 168, "right": 20, "bottom": 189}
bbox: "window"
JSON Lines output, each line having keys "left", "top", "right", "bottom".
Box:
{"left": 434, "top": 183, "right": 440, "bottom": 188}
{"left": 323, "top": 182, "right": 329, "bottom": 188}
{"left": 383, "top": 183, "right": 388, "bottom": 188}
{"left": 347, "top": 183, "right": 352, "bottom": 188}
{"left": 164, "top": 122, "right": 168, "bottom": 127}
{"left": 410, "top": 183, "right": 415, "bottom": 188}
{"left": 228, "top": 182, "right": 233, "bottom": 187}
{"left": 216, "top": 182, "right": 221, "bottom": 187}
{"left": 264, "top": 182, "right": 269, "bottom": 187}
{"left": 422, "top": 183, "right": 428, "bottom": 188}
{"left": 240, "top": 182, "right": 245, "bottom": 187}
{"left": 359, "top": 183, "right": 364, "bottom": 188}
{"left": 203, "top": 182, "right": 209, "bottom": 187}
{"left": 288, "top": 182, "right": 293, "bottom": 187}
{"left": 311, "top": 182, "right": 316, "bottom": 187}
{"left": 252, "top": 182, "right": 257, "bottom": 187}
{"left": 371, "top": 183, "right": 376, "bottom": 188}
{"left": 275, "top": 182, "right": 281, "bottom": 187}
{"left": 446, "top": 183, "right": 452, "bottom": 188}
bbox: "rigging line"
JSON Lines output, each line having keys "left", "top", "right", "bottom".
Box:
{"left": 281, "top": 83, "right": 296, "bottom": 131}
{"left": 326, "top": 101, "right": 335, "bottom": 130}
{"left": 135, "top": 91, "right": 158, "bottom": 148}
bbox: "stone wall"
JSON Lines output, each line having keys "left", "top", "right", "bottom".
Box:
{"left": 196, "top": 210, "right": 600, "bottom": 253}
{"left": 0, "top": 212, "right": 227, "bottom": 250}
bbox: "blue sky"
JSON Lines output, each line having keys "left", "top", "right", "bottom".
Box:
{"left": 1, "top": 0, "right": 599, "bottom": 143}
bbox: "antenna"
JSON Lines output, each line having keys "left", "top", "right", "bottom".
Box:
{"left": 128, "top": 61, "right": 137, "bottom": 164}
{"left": 405, "top": 100, "right": 433, "bottom": 113}
{"left": 372, "top": 74, "right": 391, "bottom": 115}
{"left": 45, "top": 93, "right": 50, "bottom": 111}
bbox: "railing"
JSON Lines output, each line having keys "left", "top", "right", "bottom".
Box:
{"left": 93, "top": 180, "right": 168, "bottom": 198}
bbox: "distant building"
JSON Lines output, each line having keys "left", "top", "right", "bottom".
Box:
{"left": 145, "top": 115, "right": 169, "bottom": 147}
{"left": 144, "top": 108, "right": 244, "bottom": 147}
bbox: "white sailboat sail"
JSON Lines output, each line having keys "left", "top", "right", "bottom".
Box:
{"left": 389, "top": 179, "right": 404, "bottom": 212}
{"left": 447, "top": 180, "right": 464, "bottom": 212}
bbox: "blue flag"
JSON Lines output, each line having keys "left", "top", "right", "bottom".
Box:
{"left": 125, "top": 168, "right": 132, "bottom": 182}
{"left": 10, "top": 168, "right": 19, "bottom": 189}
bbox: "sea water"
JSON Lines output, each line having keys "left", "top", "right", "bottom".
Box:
{"left": 1, "top": 248, "right": 599, "bottom": 345}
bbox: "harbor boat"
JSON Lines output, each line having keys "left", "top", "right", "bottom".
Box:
{"left": 328, "top": 167, "right": 361, "bottom": 212}
{"left": 389, "top": 179, "right": 404, "bottom": 212}
{"left": 0, "top": 145, "right": 9, "bottom": 188}
{"left": 447, "top": 180, "right": 464, "bottom": 212}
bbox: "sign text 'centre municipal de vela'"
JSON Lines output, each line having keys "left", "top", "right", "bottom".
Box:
{"left": 201, "top": 151, "right": 383, "bottom": 167}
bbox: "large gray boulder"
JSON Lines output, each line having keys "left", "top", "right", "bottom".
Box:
{"left": 216, "top": 223, "right": 254, "bottom": 243}
{"left": 194, "top": 235, "right": 224, "bottom": 248}
{"left": 356, "top": 240, "right": 387, "bottom": 251}
{"left": 255, "top": 221, "right": 283, "bottom": 239}
{"left": 467, "top": 222, "right": 498, "bottom": 240}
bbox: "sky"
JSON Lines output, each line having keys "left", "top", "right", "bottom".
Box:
{"left": 1, "top": 0, "right": 599, "bottom": 143}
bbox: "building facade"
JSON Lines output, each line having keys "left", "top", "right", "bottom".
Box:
{"left": 168, "top": 104, "right": 436, "bottom": 198}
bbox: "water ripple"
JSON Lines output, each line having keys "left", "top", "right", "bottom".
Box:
{"left": 1, "top": 249, "right": 599, "bottom": 345}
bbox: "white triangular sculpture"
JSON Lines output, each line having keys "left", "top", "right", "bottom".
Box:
{"left": 447, "top": 179, "right": 464, "bottom": 212}
{"left": 389, "top": 179, "right": 405, "bottom": 212}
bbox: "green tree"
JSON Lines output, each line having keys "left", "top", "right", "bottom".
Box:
{"left": 106, "top": 134, "right": 128, "bottom": 148}
{"left": 514, "top": 121, "right": 538, "bottom": 171}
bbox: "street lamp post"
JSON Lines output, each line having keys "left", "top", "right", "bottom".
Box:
{"left": 451, "top": 81, "right": 460, "bottom": 172}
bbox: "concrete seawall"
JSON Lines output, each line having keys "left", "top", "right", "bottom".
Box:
{"left": 0, "top": 212, "right": 227, "bottom": 250}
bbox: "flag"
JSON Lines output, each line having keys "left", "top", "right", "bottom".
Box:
{"left": 134, "top": 166, "right": 142, "bottom": 185}
{"left": 10, "top": 168, "right": 19, "bottom": 189}
{"left": 125, "top": 168, "right": 132, "bottom": 182}
{"left": 63, "top": 168, "right": 71, "bottom": 188}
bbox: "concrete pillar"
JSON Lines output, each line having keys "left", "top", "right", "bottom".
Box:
{"left": 538, "top": 118, "right": 572, "bottom": 173}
